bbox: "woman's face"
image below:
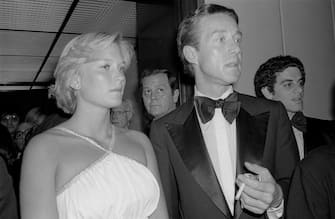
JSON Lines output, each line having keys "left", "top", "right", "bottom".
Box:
{"left": 76, "top": 43, "right": 128, "bottom": 109}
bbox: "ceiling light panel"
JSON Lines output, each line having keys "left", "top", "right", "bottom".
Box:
{"left": 0, "top": 0, "right": 72, "bottom": 32}
{"left": 64, "top": 0, "right": 136, "bottom": 38}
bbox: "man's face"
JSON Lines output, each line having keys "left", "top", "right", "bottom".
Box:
{"left": 0, "top": 113, "right": 20, "bottom": 134}
{"left": 142, "top": 73, "right": 178, "bottom": 119}
{"left": 271, "top": 67, "right": 305, "bottom": 115}
{"left": 192, "top": 13, "right": 242, "bottom": 89}
{"left": 110, "top": 105, "right": 130, "bottom": 129}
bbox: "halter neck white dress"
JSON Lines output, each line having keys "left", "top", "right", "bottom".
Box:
{"left": 55, "top": 127, "right": 160, "bottom": 219}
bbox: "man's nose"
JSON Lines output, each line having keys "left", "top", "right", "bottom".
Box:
{"left": 8, "top": 120, "right": 15, "bottom": 126}
{"left": 295, "top": 84, "right": 304, "bottom": 94}
{"left": 228, "top": 39, "right": 241, "bottom": 54}
{"left": 150, "top": 92, "right": 159, "bottom": 100}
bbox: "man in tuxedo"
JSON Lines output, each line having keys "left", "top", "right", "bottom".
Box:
{"left": 150, "top": 3, "right": 299, "bottom": 219}
{"left": 254, "top": 55, "right": 335, "bottom": 160}
{"left": 286, "top": 140, "right": 335, "bottom": 219}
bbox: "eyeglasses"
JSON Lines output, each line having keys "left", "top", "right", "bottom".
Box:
{"left": 1, "top": 114, "right": 20, "bottom": 123}
{"left": 111, "top": 111, "right": 129, "bottom": 117}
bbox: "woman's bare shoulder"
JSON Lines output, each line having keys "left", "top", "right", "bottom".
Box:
{"left": 24, "top": 128, "right": 67, "bottom": 162}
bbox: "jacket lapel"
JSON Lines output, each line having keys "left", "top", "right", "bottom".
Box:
{"left": 235, "top": 107, "right": 269, "bottom": 218}
{"left": 236, "top": 107, "right": 269, "bottom": 175}
{"left": 166, "top": 106, "right": 231, "bottom": 218}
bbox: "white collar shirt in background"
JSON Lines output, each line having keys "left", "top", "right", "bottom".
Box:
{"left": 292, "top": 126, "right": 304, "bottom": 160}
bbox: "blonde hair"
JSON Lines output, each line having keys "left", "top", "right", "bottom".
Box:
{"left": 52, "top": 32, "right": 134, "bottom": 114}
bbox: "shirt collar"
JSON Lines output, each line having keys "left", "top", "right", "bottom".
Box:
{"left": 194, "top": 85, "right": 234, "bottom": 100}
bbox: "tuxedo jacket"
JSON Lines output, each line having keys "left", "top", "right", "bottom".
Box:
{"left": 286, "top": 144, "right": 335, "bottom": 219}
{"left": 0, "top": 157, "right": 18, "bottom": 219}
{"left": 303, "top": 116, "right": 335, "bottom": 155}
{"left": 150, "top": 93, "right": 299, "bottom": 219}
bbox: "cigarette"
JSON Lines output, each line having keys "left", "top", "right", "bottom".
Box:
{"left": 235, "top": 183, "right": 245, "bottom": 200}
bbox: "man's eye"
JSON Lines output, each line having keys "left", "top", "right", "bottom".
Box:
{"left": 143, "top": 90, "right": 151, "bottom": 96}
{"left": 299, "top": 80, "right": 305, "bottom": 87}
{"left": 235, "top": 36, "right": 241, "bottom": 44}
{"left": 283, "top": 83, "right": 292, "bottom": 88}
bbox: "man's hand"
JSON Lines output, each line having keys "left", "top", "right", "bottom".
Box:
{"left": 235, "top": 162, "right": 283, "bottom": 214}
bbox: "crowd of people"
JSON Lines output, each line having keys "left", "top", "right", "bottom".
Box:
{"left": 0, "top": 3, "right": 334, "bottom": 219}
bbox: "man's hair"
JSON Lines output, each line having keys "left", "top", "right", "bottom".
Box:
{"left": 177, "top": 3, "right": 239, "bottom": 76}
{"left": 254, "top": 55, "right": 306, "bottom": 98}
{"left": 51, "top": 32, "right": 134, "bottom": 114}
{"left": 24, "top": 107, "right": 46, "bottom": 126}
{"left": 110, "top": 98, "right": 134, "bottom": 121}
{"left": 140, "top": 69, "right": 179, "bottom": 92}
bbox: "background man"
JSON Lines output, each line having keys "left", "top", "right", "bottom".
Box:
{"left": 140, "top": 69, "right": 179, "bottom": 133}
{"left": 110, "top": 99, "right": 134, "bottom": 129}
{"left": 150, "top": 4, "right": 298, "bottom": 219}
{"left": 0, "top": 112, "right": 20, "bottom": 139}
{"left": 286, "top": 135, "right": 335, "bottom": 218}
{"left": 254, "top": 55, "right": 335, "bottom": 160}
{"left": 0, "top": 155, "right": 18, "bottom": 219}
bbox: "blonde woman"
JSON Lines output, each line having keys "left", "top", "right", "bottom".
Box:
{"left": 20, "top": 32, "right": 168, "bottom": 219}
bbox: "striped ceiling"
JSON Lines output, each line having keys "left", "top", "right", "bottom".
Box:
{"left": 0, "top": 0, "right": 137, "bottom": 90}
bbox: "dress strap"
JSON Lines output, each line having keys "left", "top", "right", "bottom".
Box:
{"left": 55, "top": 126, "right": 115, "bottom": 152}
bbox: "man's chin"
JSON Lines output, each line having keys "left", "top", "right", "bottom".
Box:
{"left": 288, "top": 107, "right": 303, "bottom": 115}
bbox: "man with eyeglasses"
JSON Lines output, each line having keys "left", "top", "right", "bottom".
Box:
{"left": 0, "top": 112, "right": 20, "bottom": 138}
{"left": 254, "top": 55, "right": 335, "bottom": 160}
{"left": 110, "top": 99, "right": 134, "bottom": 129}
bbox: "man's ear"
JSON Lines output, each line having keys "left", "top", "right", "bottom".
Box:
{"left": 70, "top": 74, "right": 81, "bottom": 90}
{"left": 183, "top": 45, "right": 198, "bottom": 65}
{"left": 172, "top": 89, "right": 180, "bottom": 103}
{"left": 261, "top": 87, "right": 274, "bottom": 99}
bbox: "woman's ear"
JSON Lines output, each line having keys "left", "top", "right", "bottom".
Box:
{"left": 261, "top": 87, "right": 274, "bottom": 99}
{"left": 183, "top": 45, "right": 198, "bottom": 65}
{"left": 70, "top": 74, "right": 81, "bottom": 90}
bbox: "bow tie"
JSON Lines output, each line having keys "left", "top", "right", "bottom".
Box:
{"left": 194, "top": 92, "right": 241, "bottom": 124}
{"left": 291, "top": 111, "right": 307, "bottom": 133}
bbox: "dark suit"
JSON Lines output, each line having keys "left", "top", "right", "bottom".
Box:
{"left": 150, "top": 93, "right": 299, "bottom": 219}
{"left": 0, "top": 156, "right": 18, "bottom": 219}
{"left": 303, "top": 116, "right": 335, "bottom": 155}
{"left": 286, "top": 144, "right": 335, "bottom": 219}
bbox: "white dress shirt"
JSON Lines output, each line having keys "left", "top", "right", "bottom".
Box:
{"left": 292, "top": 127, "right": 304, "bottom": 160}
{"left": 195, "top": 86, "right": 236, "bottom": 214}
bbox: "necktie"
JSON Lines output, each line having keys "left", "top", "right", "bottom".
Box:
{"left": 195, "top": 92, "right": 241, "bottom": 124}
{"left": 291, "top": 111, "right": 307, "bottom": 133}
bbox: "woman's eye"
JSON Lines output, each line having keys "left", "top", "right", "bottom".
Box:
{"left": 219, "top": 36, "right": 225, "bottom": 42}
{"left": 103, "top": 64, "right": 110, "bottom": 70}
